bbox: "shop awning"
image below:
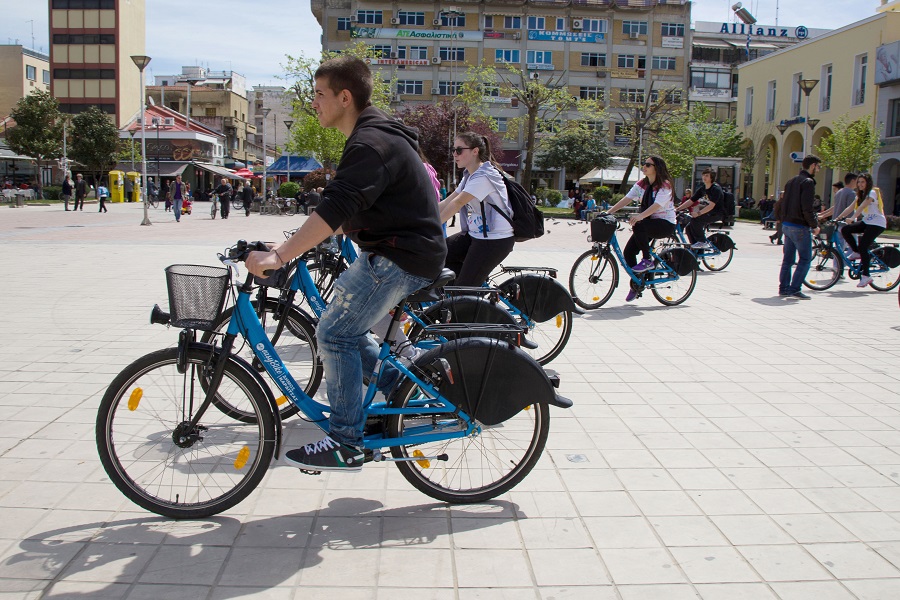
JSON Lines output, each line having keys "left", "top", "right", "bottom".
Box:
{"left": 727, "top": 40, "right": 780, "bottom": 50}
{"left": 266, "top": 155, "right": 322, "bottom": 176}
{"left": 115, "top": 161, "right": 189, "bottom": 178}
{"left": 693, "top": 39, "right": 732, "bottom": 49}
{"left": 194, "top": 162, "right": 241, "bottom": 180}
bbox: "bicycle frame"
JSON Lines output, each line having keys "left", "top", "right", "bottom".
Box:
{"left": 607, "top": 230, "right": 680, "bottom": 287}
{"left": 671, "top": 221, "right": 724, "bottom": 259}
{"left": 823, "top": 225, "right": 891, "bottom": 276}
{"left": 223, "top": 273, "right": 475, "bottom": 450}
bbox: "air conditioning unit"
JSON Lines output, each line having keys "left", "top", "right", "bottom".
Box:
{"left": 530, "top": 72, "right": 540, "bottom": 80}
{"left": 572, "top": 96, "right": 580, "bottom": 102}
{"left": 512, "top": 32, "right": 521, "bottom": 40}
{"left": 349, "top": 15, "right": 357, "bottom": 22}
{"left": 431, "top": 57, "right": 442, "bottom": 64}
{"left": 390, "top": 17, "right": 399, "bottom": 25}
{"left": 597, "top": 70, "right": 607, "bottom": 78}
{"left": 629, "top": 31, "right": 640, "bottom": 39}
{"left": 163, "top": 117, "right": 175, "bottom": 126}
{"left": 572, "top": 19, "right": 583, "bottom": 30}
{"left": 431, "top": 87, "right": 440, "bottom": 94}
{"left": 432, "top": 18, "right": 441, "bottom": 26}
{"left": 390, "top": 51, "right": 399, "bottom": 59}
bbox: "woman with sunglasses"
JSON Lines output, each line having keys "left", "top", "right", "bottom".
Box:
{"left": 605, "top": 156, "right": 677, "bottom": 301}
{"left": 836, "top": 172, "right": 886, "bottom": 288}
{"left": 437, "top": 131, "right": 515, "bottom": 285}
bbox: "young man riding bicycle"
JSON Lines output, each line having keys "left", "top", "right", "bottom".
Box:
{"left": 245, "top": 56, "right": 447, "bottom": 472}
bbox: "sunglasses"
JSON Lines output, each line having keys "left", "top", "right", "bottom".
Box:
{"left": 643, "top": 161, "right": 655, "bottom": 168}
{"left": 453, "top": 147, "right": 473, "bottom": 155}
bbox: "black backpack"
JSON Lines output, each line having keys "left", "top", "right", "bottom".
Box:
{"left": 722, "top": 191, "right": 736, "bottom": 225}
{"left": 482, "top": 167, "right": 545, "bottom": 242}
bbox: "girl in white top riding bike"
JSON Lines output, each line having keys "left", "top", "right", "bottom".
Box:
{"left": 837, "top": 172, "right": 887, "bottom": 288}
{"left": 438, "top": 132, "right": 515, "bottom": 286}
{"left": 605, "top": 155, "right": 677, "bottom": 302}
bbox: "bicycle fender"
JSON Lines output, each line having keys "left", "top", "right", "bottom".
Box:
{"left": 188, "top": 341, "right": 283, "bottom": 459}
{"left": 498, "top": 273, "right": 585, "bottom": 319}
{"left": 709, "top": 232, "right": 735, "bottom": 251}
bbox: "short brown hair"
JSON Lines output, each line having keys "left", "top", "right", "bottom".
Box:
{"left": 701, "top": 168, "right": 717, "bottom": 182}
{"left": 314, "top": 56, "right": 373, "bottom": 112}
{"left": 802, "top": 155, "right": 821, "bottom": 170}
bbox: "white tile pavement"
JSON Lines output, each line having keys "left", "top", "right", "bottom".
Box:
{"left": 0, "top": 203, "right": 899, "bottom": 598}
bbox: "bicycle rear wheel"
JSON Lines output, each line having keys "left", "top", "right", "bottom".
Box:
{"left": 211, "top": 201, "right": 217, "bottom": 219}
{"left": 201, "top": 298, "right": 322, "bottom": 420}
{"left": 386, "top": 346, "right": 550, "bottom": 504}
{"left": 518, "top": 308, "right": 571, "bottom": 365}
{"left": 702, "top": 233, "right": 734, "bottom": 272}
{"left": 148, "top": 196, "right": 159, "bottom": 209}
{"left": 96, "top": 347, "right": 275, "bottom": 519}
{"left": 232, "top": 197, "right": 243, "bottom": 210}
{"left": 568, "top": 248, "right": 618, "bottom": 310}
{"left": 650, "top": 268, "right": 696, "bottom": 306}
{"left": 803, "top": 246, "right": 841, "bottom": 291}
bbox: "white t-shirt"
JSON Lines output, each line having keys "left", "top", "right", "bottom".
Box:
{"left": 454, "top": 163, "right": 514, "bottom": 240}
{"left": 858, "top": 190, "right": 887, "bottom": 228}
{"left": 624, "top": 181, "right": 676, "bottom": 224}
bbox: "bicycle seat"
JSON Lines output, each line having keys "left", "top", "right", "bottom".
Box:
{"left": 406, "top": 268, "right": 456, "bottom": 303}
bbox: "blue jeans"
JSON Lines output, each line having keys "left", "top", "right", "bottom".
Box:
{"left": 316, "top": 252, "right": 432, "bottom": 447}
{"left": 174, "top": 198, "right": 182, "bottom": 221}
{"left": 779, "top": 223, "right": 812, "bottom": 295}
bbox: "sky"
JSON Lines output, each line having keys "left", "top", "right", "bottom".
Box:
{"left": 0, "top": 0, "right": 871, "bottom": 89}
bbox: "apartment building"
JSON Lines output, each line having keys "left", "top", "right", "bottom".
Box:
{"left": 312, "top": 0, "right": 691, "bottom": 189}
{"left": 736, "top": 9, "right": 900, "bottom": 212}
{"left": 48, "top": 0, "right": 146, "bottom": 128}
{"left": 0, "top": 45, "right": 51, "bottom": 117}
{"left": 249, "top": 85, "right": 294, "bottom": 168}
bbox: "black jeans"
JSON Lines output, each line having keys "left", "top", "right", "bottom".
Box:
{"left": 445, "top": 232, "right": 516, "bottom": 286}
{"left": 73, "top": 196, "right": 84, "bottom": 210}
{"left": 98, "top": 197, "right": 107, "bottom": 212}
{"left": 221, "top": 197, "right": 230, "bottom": 218}
{"left": 623, "top": 218, "right": 675, "bottom": 267}
{"left": 842, "top": 221, "right": 885, "bottom": 275}
{"left": 687, "top": 211, "right": 723, "bottom": 244}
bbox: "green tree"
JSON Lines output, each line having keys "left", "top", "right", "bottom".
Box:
{"left": 655, "top": 103, "right": 746, "bottom": 182}
{"left": 615, "top": 85, "right": 685, "bottom": 188}
{"left": 283, "top": 42, "right": 397, "bottom": 168}
{"left": 537, "top": 125, "right": 612, "bottom": 181}
{"left": 69, "top": 107, "right": 119, "bottom": 186}
{"left": 115, "top": 137, "right": 143, "bottom": 167}
{"left": 6, "top": 89, "right": 65, "bottom": 198}
{"left": 815, "top": 115, "right": 882, "bottom": 174}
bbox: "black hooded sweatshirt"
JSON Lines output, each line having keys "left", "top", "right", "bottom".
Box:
{"left": 314, "top": 106, "right": 447, "bottom": 279}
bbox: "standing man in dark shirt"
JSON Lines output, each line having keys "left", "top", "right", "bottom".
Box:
{"left": 676, "top": 168, "right": 724, "bottom": 250}
{"left": 242, "top": 182, "right": 254, "bottom": 216}
{"left": 777, "top": 155, "right": 821, "bottom": 299}
{"left": 73, "top": 173, "right": 87, "bottom": 211}
{"left": 246, "top": 55, "right": 446, "bottom": 472}
{"left": 214, "top": 177, "right": 233, "bottom": 219}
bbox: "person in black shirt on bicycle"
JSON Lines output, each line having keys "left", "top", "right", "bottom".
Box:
{"left": 676, "top": 168, "right": 724, "bottom": 250}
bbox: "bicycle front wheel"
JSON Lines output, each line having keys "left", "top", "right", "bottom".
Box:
{"left": 96, "top": 347, "right": 275, "bottom": 519}
{"left": 232, "top": 197, "right": 243, "bottom": 210}
{"left": 148, "top": 196, "right": 159, "bottom": 209}
{"left": 650, "top": 268, "right": 697, "bottom": 306}
{"left": 803, "top": 246, "right": 841, "bottom": 291}
{"left": 211, "top": 202, "right": 217, "bottom": 219}
{"left": 519, "top": 309, "right": 572, "bottom": 365}
{"left": 568, "top": 248, "right": 618, "bottom": 310}
{"left": 386, "top": 353, "right": 550, "bottom": 504}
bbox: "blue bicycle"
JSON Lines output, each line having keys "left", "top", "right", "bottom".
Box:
{"left": 657, "top": 212, "right": 736, "bottom": 272}
{"left": 568, "top": 215, "right": 698, "bottom": 309}
{"left": 803, "top": 220, "right": 900, "bottom": 291}
{"left": 96, "top": 241, "right": 571, "bottom": 518}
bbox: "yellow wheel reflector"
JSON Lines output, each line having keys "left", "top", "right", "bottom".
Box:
{"left": 128, "top": 388, "right": 143, "bottom": 411}
{"left": 593, "top": 296, "right": 600, "bottom": 301}
{"left": 276, "top": 395, "right": 288, "bottom": 406}
{"left": 666, "top": 296, "right": 673, "bottom": 301}
{"left": 810, "top": 280, "right": 816, "bottom": 284}
{"left": 234, "top": 446, "right": 250, "bottom": 470}
{"left": 555, "top": 314, "right": 563, "bottom": 328}
{"left": 412, "top": 449, "right": 431, "bottom": 469}
{"left": 590, "top": 256, "right": 598, "bottom": 261}
{"left": 403, "top": 322, "right": 411, "bottom": 335}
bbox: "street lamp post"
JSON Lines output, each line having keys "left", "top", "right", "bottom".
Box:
{"left": 283, "top": 120, "right": 294, "bottom": 186}
{"left": 775, "top": 122, "right": 789, "bottom": 200}
{"left": 260, "top": 107, "right": 271, "bottom": 201}
{"left": 798, "top": 78, "right": 820, "bottom": 156}
{"left": 131, "top": 54, "right": 152, "bottom": 226}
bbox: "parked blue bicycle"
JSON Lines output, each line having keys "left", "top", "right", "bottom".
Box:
{"left": 96, "top": 240, "right": 571, "bottom": 518}
{"left": 655, "top": 212, "right": 736, "bottom": 272}
{"left": 803, "top": 220, "right": 900, "bottom": 291}
{"left": 568, "top": 215, "right": 698, "bottom": 309}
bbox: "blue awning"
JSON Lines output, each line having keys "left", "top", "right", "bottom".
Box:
{"left": 266, "top": 155, "right": 322, "bottom": 176}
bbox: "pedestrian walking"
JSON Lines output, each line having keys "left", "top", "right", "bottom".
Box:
{"left": 777, "top": 155, "right": 822, "bottom": 300}
{"left": 97, "top": 180, "right": 109, "bottom": 213}
{"left": 214, "top": 177, "right": 233, "bottom": 219}
{"left": 61, "top": 174, "right": 73, "bottom": 211}
{"left": 160, "top": 179, "right": 171, "bottom": 211}
{"left": 242, "top": 183, "right": 254, "bottom": 216}
{"left": 168, "top": 175, "right": 187, "bottom": 222}
{"left": 124, "top": 175, "right": 133, "bottom": 203}
{"left": 73, "top": 173, "right": 87, "bottom": 211}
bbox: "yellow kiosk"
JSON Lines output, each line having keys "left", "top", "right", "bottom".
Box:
{"left": 126, "top": 172, "right": 141, "bottom": 203}
{"left": 108, "top": 170, "right": 125, "bottom": 203}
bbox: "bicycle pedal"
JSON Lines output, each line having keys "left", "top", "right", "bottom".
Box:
{"left": 298, "top": 469, "right": 322, "bottom": 476}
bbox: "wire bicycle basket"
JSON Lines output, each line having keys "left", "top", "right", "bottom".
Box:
{"left": 164, "top": 264, "right": 231, "bottom": 331}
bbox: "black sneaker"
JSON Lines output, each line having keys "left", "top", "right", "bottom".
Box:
{"left": 284, "top": 436, "right": 364, "bottom": 472}
{"left": 792, "top": 291, "right": 811, "bottom": 300}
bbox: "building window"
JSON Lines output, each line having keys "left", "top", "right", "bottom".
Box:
{"left": 483, "top": 85, "right": 500, "bottom": 97}
{"left": 791, "top": 72, "right": 802, "bottom": 117}
{"left": 660, "top": 23, "right": 685, "bottom": 37}
{"left": 205, "top": 108, "right": 216, "bottom": 117}
{"left": 372, "top": 45, "right": 392, "bottom": 58}
{"left": 357, "top": 10, "right": 382, "bottom": 25}
{"left": 484, "top": 15, "right": 493, "bottom": 29}
{"left": 53, "top": 68, "right": 116, "bottom": 79}
{"left": 409, "top": 46, "right": 427, "bottom": 60}
{"left": 337, "top": 17, "right": 351, "bottom": 30}
{"left": 497, "top": 117, "right": 508, "bottom": 133}
{"left": 617, "top": 55, "right": 645, "bottom": 69}
{"left": 439, "top": 47, "right": 465, "bottom": 61}
{"left": 619, "top": 88, "right": 645, "bottom": 103}
{"left": 581, "top": 53, "right": 607, "bottom": 67}
{"left": 853, "top": 53, "right": 867, "bottom": 105}
{"left": 59, "top": 102, "right": 115, "bottom": 114}
{"left": 745, "top": 87, "right": 753, "bottom": 126}
{"left": 622, "top": 21, "right": 648, "bottom": 36}
{"left": 441, "top": 13, "right": 465, "bottom": 27}
{"left": 51, "top": 0, "right": 114, "bottom": 7}
{"left": 398, "top": 11, "right": 424, "bottom": 26}
{"left": 890, "top": 99, "right": 900, "bottom": 137}
{"left": 583, "top": 19, "right": 606, "bottom": 34}
{"left": 496, "top": 49, "right": 520, "bottom": 64}
{"left": 26, "top": 65, "right": 36, "bottom": 81}
{"left": 579, "top": 86, "right": 605, "bottom": 101}
{"left": 437, "top": 81, "right": 462, "bottom": 95}
{"left": 821, "top": 64, "right": 832, "bottom": 111}
{"left": 527, "top": 50, "right": 552, "bottom": 65}
{"left": 397, "top": 80, "right": 423, "bottom": 95}
{"left": 52, "top": 34, "right": 116, "bottom": 44}
{"left": 691, "top": 69, "right": 731, "bottom": 89}
{"left": 527, "top": 16, "right": 546, "bottom": 31}
{"left": 556, "top": 18, "right": 565, "bottom": 31}
{"left": 42, "top": 69, "right": 50, "bottom": 84}
{"left": 652, "top": 56, "right": 676, "bottom": 71}
{"left": 766, "top": 80, "right": 776, "bottom": 122}
{"left": 504, "top": 16, "right": 521, "bottom": 29}
{"left": 651, "top": 89, "right": 683, "bottom": 104}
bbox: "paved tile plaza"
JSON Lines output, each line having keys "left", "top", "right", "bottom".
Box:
{"left": 0, "top": 202, "right": 899, "bottom": 599}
